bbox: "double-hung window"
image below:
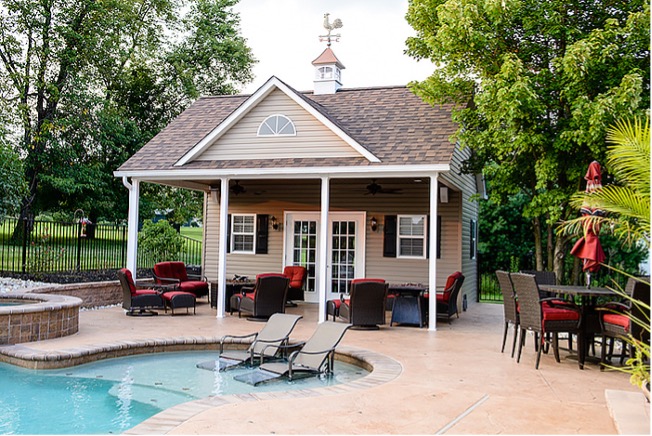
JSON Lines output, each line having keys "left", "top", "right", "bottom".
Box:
{"left": 231, "top": 214, "right": 256, "bottom": 253}
{"left": 397, "top": 215, "right": 426, "bottom": 258}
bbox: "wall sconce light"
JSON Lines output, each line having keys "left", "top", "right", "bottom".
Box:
{"left": 439, "top": 186, "right": 449, "bottom": 203}
{"left": 271, "top": 216, "right": 279, "bottom": 231}
{"left": 370, "top": 216, "right": 378, "bottom": 232}
{"left": 209, "top": 185, "right": 220, "bottom": 203}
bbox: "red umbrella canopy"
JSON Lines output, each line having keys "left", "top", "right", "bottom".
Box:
{"left": 570, "top": 160, "right": 606, "bottom": 272}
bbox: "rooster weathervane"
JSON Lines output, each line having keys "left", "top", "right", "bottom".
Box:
{"left": 319, "top": 13, "right": 343, "bottom": 47}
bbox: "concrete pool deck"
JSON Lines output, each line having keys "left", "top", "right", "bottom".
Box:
{"left": 0, "top": 300, "right": 648, "bottom": 434}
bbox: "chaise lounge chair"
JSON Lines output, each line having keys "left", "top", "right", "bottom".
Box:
{"left": 234, "top": 321, "right": 351, "bottom": 385}
{"left": 196, "top": 313, "right": 302, "bottom": 372}
{"left": 118, "top": 268, "right": 165, "bottom": 316}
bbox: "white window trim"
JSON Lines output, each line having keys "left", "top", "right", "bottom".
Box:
{"left": 257, "top": 114, "right": 296, "bottom": 137}
{"left": 397, "top": 214, "right": 427, "bottom": 259}
{"left": 231, "top": 213, "right": 256, "bottom": 254}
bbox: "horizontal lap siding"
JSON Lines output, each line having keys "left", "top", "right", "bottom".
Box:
{"left": 197, "top": 90, "right": 361, "bottom": 161}
{"left": 441, "top": 143, "right": 479, "bottom": 304}
{"left": 204, "top": 179, "right": 463, "bottom": 290}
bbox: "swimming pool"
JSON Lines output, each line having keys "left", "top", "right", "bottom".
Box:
{"left": 0, "top": 351, "right": 367, "bottom": 434}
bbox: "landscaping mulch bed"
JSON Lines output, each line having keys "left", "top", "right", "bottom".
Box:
{"left": 1, "top": 269, "right": 154, "bottom": 284}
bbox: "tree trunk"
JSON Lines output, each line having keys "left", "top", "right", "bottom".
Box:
{"left": 553, "top": 234, "right": 568, "bottom": 284}
{"left": 546, "top": 222, "right": 554, "bottom": 271}
{"left": 533, "top": 217, "right": 544, "bottom": 271}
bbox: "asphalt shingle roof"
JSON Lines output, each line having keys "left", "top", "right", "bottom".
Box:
{"left": 117, "top": 85, "right": 459, "bottom": 172}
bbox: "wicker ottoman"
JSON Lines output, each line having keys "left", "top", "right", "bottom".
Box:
{"left": 161, "top": 291, "right": 196, "bottom": 315}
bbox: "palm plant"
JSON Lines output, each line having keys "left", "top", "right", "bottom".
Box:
{"left": 561, "top": 116, "right": 650, "bottom": 392}
{"left": 561, "top": 116, "right": 650, "bottom": 248}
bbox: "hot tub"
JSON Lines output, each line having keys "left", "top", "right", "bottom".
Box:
{"left": 0, "top": 293, "right": 82, "bottom": 345}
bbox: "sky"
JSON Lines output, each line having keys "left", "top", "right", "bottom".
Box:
{"left": 232, "top": 0, "right": 435, "bottom": 94}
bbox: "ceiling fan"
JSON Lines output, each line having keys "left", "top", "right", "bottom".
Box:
{"left": 231, "top": 180, "right": 246, "bottom": 196}
{"left": 365, "top": 179, "right": 402, "bottom": 195}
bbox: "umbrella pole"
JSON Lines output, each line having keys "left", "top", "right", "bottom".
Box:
{"left": 585, "top": 271, "right": 591, "bottom": 289}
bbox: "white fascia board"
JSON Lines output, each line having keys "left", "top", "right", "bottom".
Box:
{"left": 174, "top": 76, "right": 381, "bottom": 167}
{"left": 114, "top": 163, "right": 450, "bottom": 181}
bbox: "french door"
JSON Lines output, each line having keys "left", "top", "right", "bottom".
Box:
{"left": 284, "top": 212, "right": 365, "bottom": 303}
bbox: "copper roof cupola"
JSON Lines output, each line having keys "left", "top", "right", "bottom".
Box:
{"left": 313, "top": 13, "right": 345, "bottom": 95}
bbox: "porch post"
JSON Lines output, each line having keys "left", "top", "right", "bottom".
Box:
{"left": 428, "top": 173, "right": 439, "bottom": 331}
{"left": 123, "top": 177, "right": 140, "bottom": 278}
{"left": 216, "top": 177, "right": 230, "bottom": 318}
{"left": 318, "top": 176, "right": 330, "bottom": 323}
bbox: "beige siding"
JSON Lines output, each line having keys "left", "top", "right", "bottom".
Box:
{"left": 196, "top": 89, "right": 362, "bottom": 161}
{"left": 203, "top": 179, "right": 466, "bottom": 293}
{"left": 441, "top": 143, "right": 479, "bottom": 305}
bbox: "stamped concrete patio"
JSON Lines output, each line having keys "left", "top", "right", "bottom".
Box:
{"left": 0, "top": 299, "right": 647, "bottom": 434}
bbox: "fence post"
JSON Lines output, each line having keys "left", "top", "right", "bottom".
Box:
{"left": 76, "top": 222, "right": 82, "bottom": 271}
{"left": 21, "top": 217, "right": 28, "bottom": 273}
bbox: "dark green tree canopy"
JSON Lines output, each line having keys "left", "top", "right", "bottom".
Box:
{"left": 0, "top": 0, "right": 255, "bottom": 222}
{"left": 406, "top": 0, "right": 649, "bottom": 275}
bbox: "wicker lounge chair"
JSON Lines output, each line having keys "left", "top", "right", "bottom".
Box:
{"left": 196, "top": 313, "right": 302, "bottom": 371}
{"left": 283, "top": 265, "right": 307, "bottom": 306}
{"left": 234, "top": 321, "right": 351, "bottom": 385}
{"left": 153, "top": 261, "right": 209, "bottom": 300}
{"left": 237, "top": 273, "right": 289, "bottom": 320}
{"left": 511, "top": 273, "right": 582, "bottom": 369}
{"left": 431, "top": 271, "right": 464, "bottom": 323}
{"left": 337, "top": 279, "right": 388, "bottom": 329}
{"left": 496, "top": 270, "right": 519, "bottom": 357}
{"left": 118, "top": 268, "right": 165, "bottom": 316}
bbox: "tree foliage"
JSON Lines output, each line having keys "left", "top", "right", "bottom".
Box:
{"left": 406, "top": 0, "right": 649, "bottom": 276}
{"left": 0, "top": 0, "right": 255, "bottom": 222}
{"left": 0, "top": 141, "right": 27, "bottom": 219}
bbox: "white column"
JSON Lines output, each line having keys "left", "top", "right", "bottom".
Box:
{"left": 428, "top": 174, "right": 439, "bottom": 331}
{"left": 123, "top": 177, "right": 140, "bottom": 278}
{"left": 317, "top": 176, "right": 330, "bottom": 323}
{"left": 216, "top": 177, "right": 230, "bottom": 318}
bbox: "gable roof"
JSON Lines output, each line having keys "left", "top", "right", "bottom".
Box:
{"left": 116, "top": 80, "right": 459, "bottom": 175}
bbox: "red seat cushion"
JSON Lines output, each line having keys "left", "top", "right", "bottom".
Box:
{"left": 177, "top": 281, "right": 209, "bottom": 295}
{"left": 436, "top": 292, "right": 450, "bottom": 303}
{"left": 444, "top": 271, "right": 463, "bottom": 292}
{"left": 329, "top": 299, "right": 351, "bottom": 309}
{"left": 154, "top": 261, "right": 189, "bottom": 282}
{"left": 542, "top": 306, "right": 580, "bottom": 321}
{"left": 603, "top": 313, "right": 630, "bottom": 331}
{"left": 283, "top": 266, "right": 307, "bottom": 289}
{"left": 161, "top": 291, "right": 194, "bottom": 301}
{"left": 134, "top": 289, "right": 159, "bottom": 297}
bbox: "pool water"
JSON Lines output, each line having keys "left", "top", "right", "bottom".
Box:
{"left": 0, "top": 351, "right": 367, "bottom": 434}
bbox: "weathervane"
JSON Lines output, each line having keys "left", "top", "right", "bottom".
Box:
{"left": 319, "top": 13, "right": 343, "bottom": 47}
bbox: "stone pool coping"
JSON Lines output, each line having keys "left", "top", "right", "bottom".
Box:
{"left": 0, "top": 336, "right": 402, "bottom": 435}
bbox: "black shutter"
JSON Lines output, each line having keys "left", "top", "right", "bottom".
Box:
{"left": 383, "top": 215, "right": 397, "bottom": 257}
{"left": 256, "top": 214, "right": 269, "bottom": 254}
{"left": 226, "top": 214, "right": 231, "bottom": 253}
{"left": 426, "top": 215, "right": 430, "bottom": 258}
{"left": 437, "top": 216, "right": 442, "bottom": 259}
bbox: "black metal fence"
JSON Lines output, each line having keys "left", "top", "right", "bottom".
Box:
{"left": 0, "top": 217, "right": 202, "bottom": 274}
{"left": 478, "top": 273, "right": 503, "bottom": 302}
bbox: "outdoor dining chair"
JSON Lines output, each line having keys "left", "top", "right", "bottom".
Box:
{"left": 599, "top": 277, "right": 650, "bottom": 366}
{"left": 510, "top": 273, "right": 582, "bottom": 369}
{"left": 495, "top": 270, "right": 519, "bottom": 357}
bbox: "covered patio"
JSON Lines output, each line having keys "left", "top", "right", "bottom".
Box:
{"left": 0, "top": 300, "right": 645, "bottom": 434}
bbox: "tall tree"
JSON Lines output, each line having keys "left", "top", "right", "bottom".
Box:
{"left": 0, "top": 0, "right": 255, "bottom": 227}
{"left": 406, "top": 0, "right": 649, "bottom": 280}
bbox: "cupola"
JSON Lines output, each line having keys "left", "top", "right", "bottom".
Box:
{"left": 313, "top": 13, "right": 345, "bottom": 95}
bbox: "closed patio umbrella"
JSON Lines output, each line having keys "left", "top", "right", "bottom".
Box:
{"left": 570, "top": 160, "right": 606, "bottom": 287}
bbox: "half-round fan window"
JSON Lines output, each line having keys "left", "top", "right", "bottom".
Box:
{"left": 257, "top": 114, "right": 296, "bottom": 136}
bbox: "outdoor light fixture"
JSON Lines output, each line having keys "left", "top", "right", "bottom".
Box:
{"left": 370, "top": 216, "right": 378, "bottom": 232}
{"left": 209, "top": 185, "right": 220, "bottom": 203}
{"left": 271, "top": 216, "right": 279, "bottom": 231}
{"left": 439, "top": 186, "right": 449, "bottom": 203}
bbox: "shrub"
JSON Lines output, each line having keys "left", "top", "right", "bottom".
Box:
{"left": 138, "top": 219, "right": 184, "bottom": 264}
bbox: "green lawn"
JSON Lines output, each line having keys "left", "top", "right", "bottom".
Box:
{"left": 180, "top": 226, "right": 203, "bottom": 241}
